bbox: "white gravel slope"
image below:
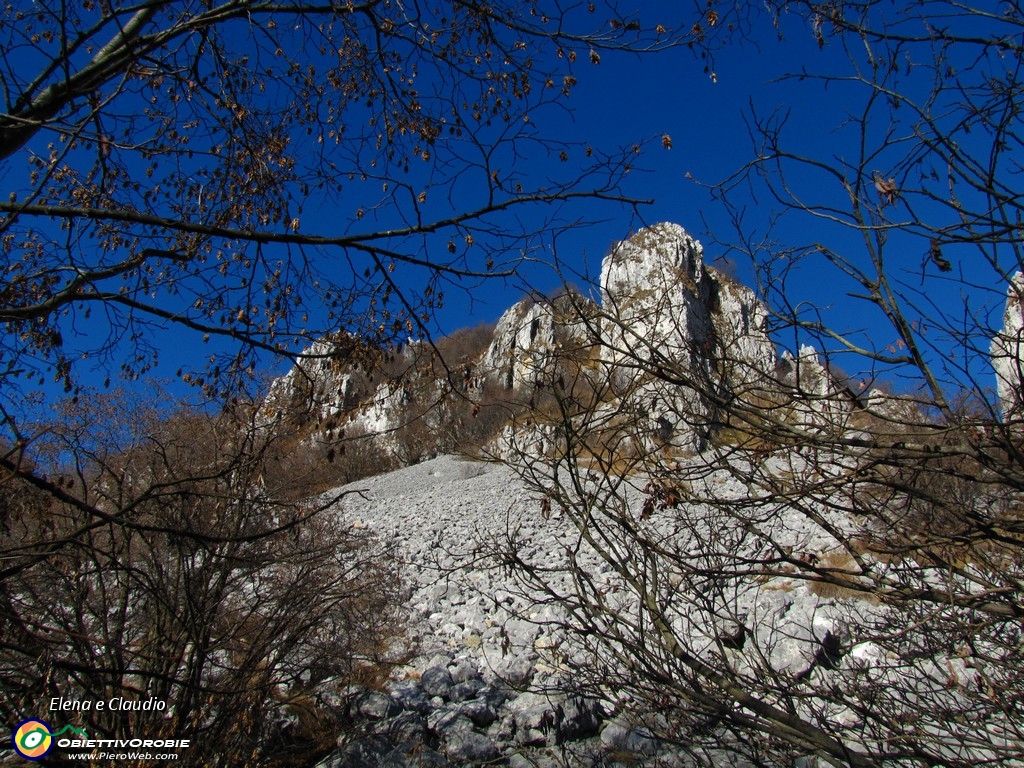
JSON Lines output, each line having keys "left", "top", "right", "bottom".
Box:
{"left": 330, "top": 454, "right": 560, "bottom": 675}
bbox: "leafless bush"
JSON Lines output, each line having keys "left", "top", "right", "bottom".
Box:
{"left": 494, "top": 235, "right": 1024, "bottom": 767}
{"left": 0, "top": 393, "right": 408, "bottom": 767}
{"left": 263, "top": 427, "right": 401, "bottom": 498}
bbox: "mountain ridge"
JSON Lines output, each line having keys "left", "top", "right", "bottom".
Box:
{"left": 266, "top": 222, "right": 787, "bottom": 464}
{"left": 278, "top": 222, "right": 1024, "bottom": 767}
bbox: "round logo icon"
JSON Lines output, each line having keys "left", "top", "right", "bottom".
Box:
{"left": 12, "top": 719, "right": 53, "bottom": 760}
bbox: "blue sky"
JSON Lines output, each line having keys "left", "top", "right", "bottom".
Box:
{"left": 6, "top": 2, "right": 1015, "bottom": 414}
{"left": 65, "top": 8, "right": 829, "bottom": 389}
{"left": 488, "top": 10, "right": 1017, "bottom": 407}
{"left": 388, "top": 13, "right": 841, "bottom": 327}
{"left": 416, "top": 15, "right": 877, "bottom": 341}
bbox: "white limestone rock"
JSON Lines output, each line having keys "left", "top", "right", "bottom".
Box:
{"left": 775, "top": 344, "right": 856, "bottom": 434}
{"left": 992, "top": 272, "right": 1024, "bottom": 419}
{"left": 262, "top": 337, "right": 368, "bottom": 425}
{"left": 598, "top": 222, "right": 776, "bottom": 451}
{"left": 481, "top": 292, "right": 595, "bottom": 393}
{"left": 268, "top": 221, "right": 788, "bottom": 458}
{"left": 263, "top": 336, "right": 422, "bottom": 434}
{"left": 599, "top": 222, "right": 774, "bottom": 377}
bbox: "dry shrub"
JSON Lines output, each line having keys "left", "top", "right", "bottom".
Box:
{"left": 432, "top": 322, "right": 496, "bottom": 366}
{"left": 264, "top": 428, "right": 400, "bottom": 498}
{"left": 806, "top": 550, "right": 881, "bottom": 603}
{"left": 0, "top": 393, "right": 409, "bottom": 768}
{"left": 852, "top": 441, "right": 1024, "bottom": 570}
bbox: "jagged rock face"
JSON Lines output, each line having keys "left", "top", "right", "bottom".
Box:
{"left": 597, "top": 222, "right": 776, "bottom": 451}
{"left": 263, "top": 338, "right": 439, "bottom": 441}
{"left": 775, "top": 345, "right": 858, "bottom": 433}
{"left": 481, "top": 293, "right": 595, "bottom": 392}
{"left": 992, "top": 272, "right": 1024, "bottom": 418}
{"left": 263, "top": 337, "right": 380, "bottom": 427}
{"left": 266, "top": 222, "right": 790, "bottom": 458}
{"left": 599, "top": 222, "right": 774, "bottom": 380}
{"left": 774, "top": 344, "right": 926, "bottom": 439}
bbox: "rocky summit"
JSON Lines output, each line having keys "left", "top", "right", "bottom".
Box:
{"left": 267, "top": 222, "right": 779, "bottom": 459}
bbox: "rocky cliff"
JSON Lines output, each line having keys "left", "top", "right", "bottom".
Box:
{"left": 599, "top": 222, "right": 773, "bottom": 379}
{"left": 271, "top": 222, "right": 1023, "bottom": 463}
{"left": 263, "top": 223, "right": 787, "bottom": 461}
{"left": 269, "top": 224, "right": 1024, "bottom": 768}
{"left": 596, "top": 222, "right": 775, "bottom": 452}
{"left": 479, "top": 292, "right": 595, "bottom": 394}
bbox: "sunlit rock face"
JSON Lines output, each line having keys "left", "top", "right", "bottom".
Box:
{"left": 262, "top": 336, "right": 383, "bottom": 427}
{"left": 267, "top": 222, "right": 796, "bottom": 458}
{"left": 993, "top": 272, "right": 1024, "bottom": 419}
{"left": 481, "top": 292, "right": 596, "bottom": 393}
{"left": 774, "top": 344, "right": 859, "bottom": 435}
{"left": 599, "top": 222, "right": 774, "bottom": 379}
{"left": 597, "top": 222, "right": 776, "bottom": 451}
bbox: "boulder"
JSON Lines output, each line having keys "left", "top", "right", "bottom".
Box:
{"left": 369, "top": 712, "right": 429, "bottom": 744}
{"left": 449, "top": 660, "right": 481, "bottom": 684}
{"left": 559, "top": 697, "right": 602, "bottom": 740}
{"left": 599, "top": 717, "right": 660, "bottom": 755}
{"left": 482, "top": 652, "right": 535, "bottom": 688}
{"left": 443, "top": 728, "right": 499, "bottom": 763}
{"left": 449, "top": 678, "right": 486, "bottom": 702}
{"left": 420, "top": 666, "right": 455, "bottom": 699}
{"left": 457, "top": 697, "right": 499, "bottom": 728}
{"left": 389, "top": 681, "right": 431, "bottom": 714}
{"left": 508, "top": 691, "right": 564, "bottom": 747}
{"left": 356, "top": 691, "right": 401, "bottom": 720}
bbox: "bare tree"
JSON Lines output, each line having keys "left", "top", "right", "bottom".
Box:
{"left": 0, "top": 0, "right": 724, "bottom": 591}
{"left": 1, "top": 394, "right": 408, "bottom": 767}
{"left": 497, "top": 4, "right": 1024, "bottom": 765}
{"left": 0, "top": 1, "right": 712, "bottom": 417}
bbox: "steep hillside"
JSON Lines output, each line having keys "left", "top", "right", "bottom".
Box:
{"left": 313, "top": 453, "right": 881, "bottom": 768}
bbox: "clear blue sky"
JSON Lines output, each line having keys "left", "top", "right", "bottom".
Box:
{"left": 415, "top": 14, "right": 891, "bottom": 352}
{"left": 8, "top": 3, "right": 1011, "bottom": 409}
{"left": 82, "top": 9, "right": 839, "bottom": 389}
{"left": 379, "top": 12, "right": 850, "bottom": 329}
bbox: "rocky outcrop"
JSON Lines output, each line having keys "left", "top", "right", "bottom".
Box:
{"left": 599, "top": 223, "right": 774, "bottom": 380}
{"left": 480, "top": 292, "right": 595, "bottom": 393}
{"left": 262, "top": 337, "right": 370, "bottom": 426}
{"left": 993, "top": 272, "right": 1024, "bottom": 419}
{"left": 254, "top": 224, "right": 1018, "bottom": 768}
{"left": 775, "top": 344, "right": 859, "bottom": 435}
{"left": 264, "top": 222, "right": 825, "bottom": 458}
{"left": 597, "top": 222, "right": 776, "bottom": 451}
{"left": 263, "top": 336, "right": 423, "bottom": 431}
